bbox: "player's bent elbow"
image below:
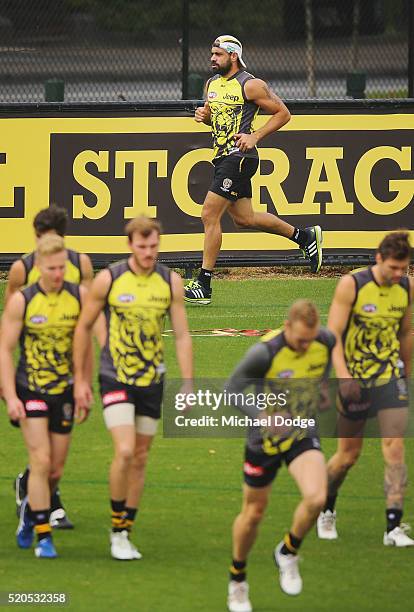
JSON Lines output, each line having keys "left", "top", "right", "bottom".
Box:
{"left": 282, "top": 109, "right": 291, "bottom": 125}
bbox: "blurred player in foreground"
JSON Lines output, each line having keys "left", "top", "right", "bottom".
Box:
{"left": 0, "top": 235, "right": 91, "bottom": 558}
{"left": 225, "top": 300, "right": 335, "bottom": 611}
{"left": 5, "top": 204, "right": 94, "bottom": 529}
{"left": 318, "top": 232, "right": 414, "bottom": 546}
{"left": 73, "top": 216, "right": 193, "bottom": 560}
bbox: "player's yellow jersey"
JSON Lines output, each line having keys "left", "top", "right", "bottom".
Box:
{"left": 16, "top": 282, "right": 81, "bottom": 395}
{"left": 257, "top": 328, "right": 335, "bottom": 455}
{"left": 344, "top": 267, "right": 410, "bottom": 381}
{"left": 262, "top": 328, "right": 334, "bottom": 380}
{"left": 207, "top": 70, "right": 259, "bottom": 160}
{"left": 21, "top": 248, "right": 82, "bottom": 287}
{"left": 100, "top": 260, "right": 172, "bottom": 387}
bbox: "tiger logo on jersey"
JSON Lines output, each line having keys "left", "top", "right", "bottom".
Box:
{"left": 109, "top": 307, "right": 164, "bottom": 386}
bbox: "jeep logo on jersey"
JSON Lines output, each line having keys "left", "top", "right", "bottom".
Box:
{"left": 278, "top": 369, "right": 294, "bottom": 378}
{"left": 223, "top": 93, "right": 240, "bottom": 102}
{"left": 30, "top": 315, "right": 47, "bottom": 324}
{"left": 118, "top": 293, "right": 135, "bottom": 303}
{"left": 362, "top": 303, "right": 377, "bottom": 313}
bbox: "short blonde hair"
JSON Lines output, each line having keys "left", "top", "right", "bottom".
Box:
{"left": 36, "top": 233, "right": 66, "bottom": 258}
{"left": 125, "top": 216, "right": 162, "bottom": 241}
{"left": 288, "top": 299, "right": 319, "bottom": 328}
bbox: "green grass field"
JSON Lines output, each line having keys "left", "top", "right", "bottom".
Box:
{"left": 0, "top": 277, "right": 413, "bottom": 611}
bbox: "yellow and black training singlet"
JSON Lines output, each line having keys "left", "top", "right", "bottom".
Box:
{"left": 207, "top": 70, "right": 259, "bottom": 160}
{"left": 100, "top": 260, "right": 172, "bottom": 387}
{"left": 253, "top": 328, "right": 335, "bottom": 455}
{"left": 16, "top": 281, "right": 81, "bottom": 395}
{"left": 21, "top": 248, "right": 82, "bottom": 287}
{"left": 344, "top": 267, "right": 410, "bottom": 381}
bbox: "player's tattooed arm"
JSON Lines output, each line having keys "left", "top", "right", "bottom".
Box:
{"left": 260, "top": 82, "right": 280, "bottom": 103}
{"left": 235, "top": 78, "right": 290, "bottom": 151}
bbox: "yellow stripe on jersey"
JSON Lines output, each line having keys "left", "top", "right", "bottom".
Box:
{"left": 16, "top": 282, "right": 81, "bottom": 395}
{"left": 100, "top": 261, "right": 171, "bottom": 387}
{"left": 344, "top": 267, "right": 409, "bottom": 381}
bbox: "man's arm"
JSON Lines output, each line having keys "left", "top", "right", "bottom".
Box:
{"left": 168, "top": 272, "right": 193, "bottom": 380}
{"left": 327, "top": 275, "right": 356, "bottom": 378}
{"left": 73, "top": 269, "right": 111, "bottom": 417}
{"left": 225, "top": 343, "right": 271, "bottom": 417}
{"left": 79, "top": 253, "right": 94, "bottom": 288}
{"left": 79, "top": 253, "right": 107, "bottom": 347}
{"left": 194, "top": 81, "right": 212, "bottom": 126}
{"left": 4, "top": 259, "right": 26, "bottom": 304}
{"left": 0, "top": 292, "right": 26, "bottom": 420}
{"left": 235, "top": 79, "right": 291, "bottom": 153}
{"left": 398, "top": 276, "right": 414, "bottom": 378}
{"left": 78, "top": 285, "right": 94, "bottom": 389}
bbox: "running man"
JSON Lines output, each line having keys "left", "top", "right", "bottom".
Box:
{"left": 317, "top": 232, "right": 414, "bottom": 546}
{"left": 184, "top": 35, "right": 322, "bottom": 305}
{"left": 4, "top": 204, "right": 94, "bottom": 529}
{"left": 0, "top": 234, "right": 91, "bottom": 558}
{"left": 73, "top": 216, "right": 193, "bottom": 560}
{"left": 225, "top": 300, "right": 335, "bottom": 611}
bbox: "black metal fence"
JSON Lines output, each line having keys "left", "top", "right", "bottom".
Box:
{"left": 0, "top": 0, "right": 411, "bottom": 103}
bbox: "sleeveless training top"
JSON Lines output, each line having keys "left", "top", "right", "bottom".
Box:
{"left": 100, "top": 260, "right": 172, "bottom": 387}
{"left": 207, "top": 70, "right": 259, "bottom": 160}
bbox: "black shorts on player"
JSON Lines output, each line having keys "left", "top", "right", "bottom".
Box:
{"left": 338, "top": 378, "right": 408, "bottom": 422}
{"left": 13, "top": 386, "right": 75, "bottom": 434}
{"left": 243, "top": 437, "right": 322, "bottom": 488}
{"left": 209, "top": 155, "right": 259, "bottom": 202}
{"left": 13, "top": 387, "right": 75, "bottom": 529}
{"left": 99, "top": 377, "right": 164, "bottom": 420}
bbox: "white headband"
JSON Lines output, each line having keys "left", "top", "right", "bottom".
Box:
{"left": 213, "top": 35, "right": 246, "bottom": 68}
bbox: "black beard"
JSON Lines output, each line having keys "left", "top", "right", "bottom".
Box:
{"left": 211, "top": 59, "right": 232, "bottom": 76}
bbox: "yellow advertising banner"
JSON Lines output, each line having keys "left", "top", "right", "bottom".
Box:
{"left": 0, "top": 109, "right": 413, "bottom": 258}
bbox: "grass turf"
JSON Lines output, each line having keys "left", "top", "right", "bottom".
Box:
{"left": 0, "top": 277, "right": 413, "bottom": 611}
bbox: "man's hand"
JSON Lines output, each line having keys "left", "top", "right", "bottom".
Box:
{"left": 195, "top": 106, "right": 209, "bottom": 123}
{"left": 264, "top": 411, "right": 294, "bottom": 438}
{"left": 74, "top": 380, "right": 93, "bottom": 424}
{"left": 319, "top": 382, "right": 332, "bottom": 412}
{"left": 234, "top": 132, "right": 258, "bottom": 153}
{"left": 176, "top": 380, "right": 194, "bottom": 414}
{"left": 339, "top": 378, "right": 361, "bottom": 402}
{"left": 6, "top": 397, "right": 26, "bottom": 421}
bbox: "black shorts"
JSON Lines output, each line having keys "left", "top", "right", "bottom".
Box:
{"left": 243, "top": 437, "right": 322, "bottom": 488}
{"left": 338, "top": 378, "right": 408, "bottom": 422}
{"left": 99, "top": 377, "right": 163, "bottom": 420}
{"left": 13, "top": 386, "right": 74, "bottom": 434}
{"left": 209, "top": 154, "right": 259, "bottom": 201}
